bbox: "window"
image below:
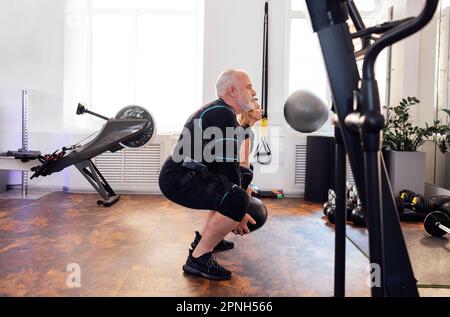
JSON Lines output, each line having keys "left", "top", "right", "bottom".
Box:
{"left": 88, "top": 0, "right": 204, "bottom": 132}
{"left": 288, "top": 0, "right": 387, "bottom": 127}
{"left": 288, "top": 1, "right": 331, "bottom": 133}
{"left": 288, "top": 2, "right": 328, "bottom": 99}
{"left": 289, "top": 17, "right": 329, "bottom": 102}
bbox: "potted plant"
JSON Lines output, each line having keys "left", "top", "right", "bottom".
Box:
{"left": 436, "top": 109, "right": 450, "bottom": 153}
{"left": 382, "top": 97, "right": 448, "bottom": 194}
{"left": 436, "top": 109, "right": 450, "bottom": 189}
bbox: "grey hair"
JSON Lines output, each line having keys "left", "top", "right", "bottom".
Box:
{"left": 215, "top": 68, "right": 242, "bottom": 97}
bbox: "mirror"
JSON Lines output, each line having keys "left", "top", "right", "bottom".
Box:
{"left": 365, "top": 0, "right": 450, "bottom": 192}
{"left": 419, "top": 0, "right": 450, "bottom": 191}
{"left": 293, "top": 0, "right": 449, "bottom": 192}
{"left": 351, "top": 1, "right": 450, "bottom": 192}
{"left": 435, "top": 1, "right": 450, "bottom": 190}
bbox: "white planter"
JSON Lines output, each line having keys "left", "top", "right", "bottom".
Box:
{"left": 385, "top": 150, "right": 426, "bottom": 195}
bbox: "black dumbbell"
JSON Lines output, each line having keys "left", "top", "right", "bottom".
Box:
{"left": 394, "top": 195, "right": 404, "bottom": 213}
{"left": 323, "top": 201, "right": 331, "bottom": 216}
{"left": 412, "top": 195, "right": 450, "bottom": 214}
{"left": 326, "top": 205, "right": 336, "bottom": 224}
{"left": 324, "top": 186, "right": 364, "bottom": 225}
{"left": 395, "top": 189, "right": 417, "bottom": 213}
{"left": 346, "top": 184, "right": 360, "bottom": 221}
{"left": 325, "top": 186, "right": 356, "bottom": 224}
{"left": 326, "top": 202, "right": 362, "bottom": 226}
{"left": 323, "top": 189, "right": 336, "bottom": 217}
{"left": 396, "top": 190, "right": 424, "bottom": 221}
{"left": 346, "top": 198, "right": 358, "bottom": 221}
{"left": 424, "top": 211, "right": 450, "bottom": 237}
{"left": 398, "top": 189, "right": 417, "bottom": 203}
{"left": 346, "top": 198, "right": 356, "bottom": 221}
{"left": 350, "top": 205, "right": 366, "bottom": 226}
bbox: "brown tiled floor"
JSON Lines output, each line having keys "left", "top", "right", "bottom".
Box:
{"left": 0, "top": 192, "right": 373, "bottom": 297}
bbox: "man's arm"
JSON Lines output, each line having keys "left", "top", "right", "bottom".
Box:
{"left": 239, "top": 137, "right": 252, "bottom": 169}
{"left": 208, "top": 109, "right": 242, "bottom": 186}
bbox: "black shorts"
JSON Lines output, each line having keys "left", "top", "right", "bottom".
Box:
{"left": 159, "top": 157, "right": 249, "bottom": 222}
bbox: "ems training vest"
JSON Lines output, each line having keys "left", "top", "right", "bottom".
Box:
{"left": 172, "top": 99, "right": 250, "bottom": 186}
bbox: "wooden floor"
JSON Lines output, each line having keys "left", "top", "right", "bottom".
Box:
{"left": 0, "top": 192, "right": 374, "bottom": 297}
{"left": 0, "top": 191, "right": 445, "bottom": 297}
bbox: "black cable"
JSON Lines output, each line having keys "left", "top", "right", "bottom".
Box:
{"left": 261, "top": 1, "right": 269, "bottom": 119}
{"left": 256, "top": 1, "right": 272, "bottom": 165}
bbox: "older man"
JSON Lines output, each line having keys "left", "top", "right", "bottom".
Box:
{"left": 159, "top": 69, "right": 257, "bottom": 280}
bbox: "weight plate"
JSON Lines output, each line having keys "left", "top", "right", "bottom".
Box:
{"left": 424, "top": 211, "right": 450, "bottom": 237}
{"left": 115, "top": 105, "right": 156, "bottom": 148}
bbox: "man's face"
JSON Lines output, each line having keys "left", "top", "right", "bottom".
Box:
{"left": 233, "top": 73, "right": 257, "bottom": 113}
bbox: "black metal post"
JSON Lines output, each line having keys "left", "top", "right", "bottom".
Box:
{"left": 334, "top": 120, "right": 346, "bottom": 297}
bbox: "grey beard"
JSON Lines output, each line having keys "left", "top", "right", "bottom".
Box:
{"left": 240, "top": 102, "right": 253, "bottom": 112}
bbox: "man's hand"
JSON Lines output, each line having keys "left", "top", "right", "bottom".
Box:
{"left": 233, "top": 213, "right": 257, "bottom": 235}
{"left": 248, "top": 99, "right": 262, "bottom": 124}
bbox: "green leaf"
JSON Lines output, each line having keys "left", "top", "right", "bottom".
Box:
{"left": 382, "top": 97, "right": 449, "bottom": 152}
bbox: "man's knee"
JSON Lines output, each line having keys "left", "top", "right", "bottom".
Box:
{"left": 218, "top": 186, "right": 249, "bottom": 222}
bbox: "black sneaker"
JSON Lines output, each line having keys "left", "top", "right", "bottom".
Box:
{"left": 182, "top": 250, "right": 231, "bottom": 280}
{"left": 190, "top": 231, "right": 234, "bottom": 251}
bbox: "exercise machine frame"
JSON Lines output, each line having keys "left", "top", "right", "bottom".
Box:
{"left": 305, "top": 0, "right": 439, "bottom": 296}
{"left": 30, "top": 105, "right": 151, "bottom": 207}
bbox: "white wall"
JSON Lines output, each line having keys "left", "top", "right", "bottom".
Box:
{"left": 0, "top": 0, "right": 65, "bottom": 187}
{"left": 203, "top": 0, "right": 264, "bottom": 103}
{"left": 418, "top": 10, "right": 440, "bottom": 185}
{"left": 389, "top": 0, "right": 419, "bottom": 104}
{"left": 203, "top": 0, "right": 290, "bottom": 125}
{"left": 0, "top": 0, "right": 64, "bottom": 93}
{"left": 63, "top": 0, "right": 90, "bottom": 131}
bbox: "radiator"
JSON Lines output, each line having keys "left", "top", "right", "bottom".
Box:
{"left": 293, "top": 143, "right": 355, "bottom": 188}
{"left": 93, "top": 143, "right": 162, "bottom": 192}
